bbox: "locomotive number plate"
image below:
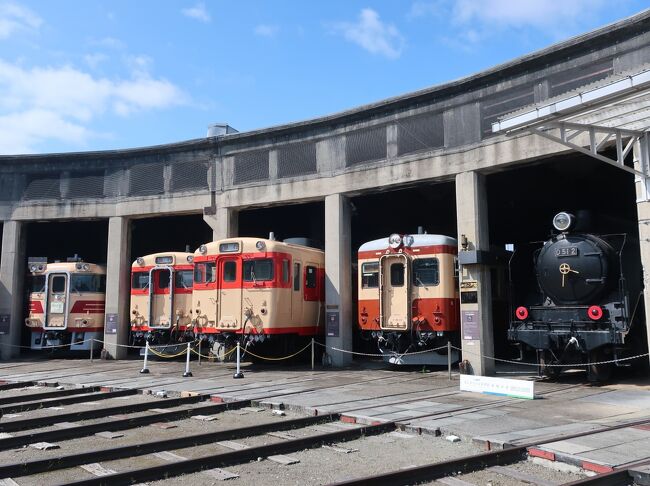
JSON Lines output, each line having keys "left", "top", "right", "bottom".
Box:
{"left": 555, "top": 247, "right": 578, "bottom": 257}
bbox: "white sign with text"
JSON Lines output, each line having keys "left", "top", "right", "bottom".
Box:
{"left": 460, "top": 374, "right": 534, "bottom": 400}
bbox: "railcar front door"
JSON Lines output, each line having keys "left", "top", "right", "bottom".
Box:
{"left": 379, "top": 255, "right": 410, "bottom": 331}
{"left": 45, "top": 273, "right": 68, "bottom": 329}
{"left": 150, "top": 268, "right": 173, "bottom": 329}
{"left": 218, "top": 258, "right": 241, "bottom": 330}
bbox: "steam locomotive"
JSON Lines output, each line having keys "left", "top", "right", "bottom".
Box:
{"left": 508, "top": 211, "right": 643, "bottom": 381}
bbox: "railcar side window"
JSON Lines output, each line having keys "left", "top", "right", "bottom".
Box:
{"left": 243, "top": 259, "right": 274, "bottom": 282}
{"left": 174, "top": 270, "right": 193, "bottom": 289}
{"left": 194, "top": 262, "right": 216, "bottom": 284}
{"left": 29, "top": 275, "right": 45, "bottom": 293}
{"left": 306, "top": 266, "right": 317, "bottom": 288}
{"left": 361, "top": 262, "right": 379, "bottom": 288}
{"left": 390, "top": 263, "right": 405, "bottom": 287}
{"left": 294, "top": 263, "right": 301, "bottom": 291}
{"left": 413, "top": 258, "right": 439, "bottom": 286}
{"left": 131, "top": 272, "right": 149, "bottom": 290}
{"left": 282, "top": 259, "right": 290, "bottom": 284}
{"left": 223, "top": 261, "right": 237, "bottom": 282}
{"left": 158, "top": 271, "right": 170, "bottom": 289}
{"left": 71, "top": 274, "right": 106, "bottom": 293}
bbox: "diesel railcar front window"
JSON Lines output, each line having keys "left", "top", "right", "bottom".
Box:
{"left": 413, "top": 258, "right": 439, "bottom": 286}
{"left": 174, "top": 270, "right": 193, "bottom": 289}
{"left": 243, "top": 259, "right": 274, "bottom": 282}
{"left": 361, "top": 262, "right": 379, "bottom": 288}
{"left": 51, "top": 275, "right": 66, "bottom": 293}
{"left": 223, "top": 261, "right": 236, "bottom": 282}
{"left": 29, "top": 275, "right": 46, "bottom": 293}
{"left": 71, "top": 274, "right": 106, "bottom": 293}
{"left": 306, "top": 266, "right": 317, "bottom": 288}
{"left": 390, "top": 263, "right": 405, "bottom": 287}
{"left": 132, "top": 272, "right": 149, "bottom": 289}
{"left": 194, "top": 262, "right": 216, "bottom": 284}
{"left": 158, "top": 271, "right": 170, "bottom": 289}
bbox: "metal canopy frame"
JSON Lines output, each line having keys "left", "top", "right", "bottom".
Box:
{"left": 492, "top": 68, "right": 650, "bottom": 201}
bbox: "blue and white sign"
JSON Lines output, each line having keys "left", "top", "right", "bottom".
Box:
{"left": 460, "top": 374, "right": 534, "bottom": 400}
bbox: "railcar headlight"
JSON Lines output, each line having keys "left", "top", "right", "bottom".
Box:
{"left": 136, "top": 257, "right": 145, "bottom": 266}
{"left": 29, "top": 264, "right": 38, "bottom": 272}
{"left": 388, "top": 233, "right": 402, "bottom": 249}
{"left": 75, "top": 263, "right": 83, "bottom": 270}
{"left": 403, "top": 234, "right": 414, "bottom": 247}
{"left": 199, "top": 245, "right": 207, "bottom": 255}
{"left": 187, "top": 255, "right": 194, "bottom": 263}
{"left": 553, "top": 212, "right": 574, "bottom": 232}
{"left": 255, "top": 241, "right": 265, "bottom": 250}
{"left": 37, "top": 265, "right": 44, "bottom": 272}
{"left": 82, "top": 263, "right": 89, "bottom": 271}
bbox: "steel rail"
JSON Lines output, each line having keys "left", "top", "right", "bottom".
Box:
{"left": 0, "top": 381, "right": 34, "bottom": 390}
{"left": 0, "top": 391, "right": 203, "bottom": 433}
{"left": 326, "top": 417, "right": 650, "bottom": 486}
{"left": 0, "top": 388, "right": 136, "bottom": 414}
{"left": 0, "top": 413, "right": 340, "bottom": 478}
{"left": 561, "top": 457, "right": 650, "bottom": 486}
{"left": 0, "top": 399, "right": 251, "bottom": 451}
{"left": 56, "top": 421, "right": 397, "bottom": 486}
{"left": 0, "top": 386, "right": 100, "bottom": 406}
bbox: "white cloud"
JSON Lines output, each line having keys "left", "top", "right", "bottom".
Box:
{"left": 92, "top": 37, "right": 126, "bottom": 49}
{"left": 254, "top": 24, "right": 279, "bottom": 37}
{"left": 84, "top": 53, "right": 108, "bottom": 69}
{"left": 0, "top": 59, "right": 188, "bottom": 154}
{"left": 0, "top": 1, "right": 42, "bottom": 39}
{"left": 182, "top": 2, "right": 211, "bottom": 23}
{"left": 332, "top": 8, "right": 404, "bottom": 59}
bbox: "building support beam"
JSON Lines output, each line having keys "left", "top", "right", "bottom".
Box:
{"left": 204, "top": 207, "right": 239, "bottom": 241}
{"left": 324, "top": 193, "right": 353, "bottom": 366}
{"left": 456, "top": 171, "right": 495, "bottom": 376}
{"left": 0, "top": 221, "right": 25, "bottom": 359}
{"left": 103, "top": 216, "right": 131, "bottom": 359}
{"left": 634, "top": 133, "right": 650, "bottom": 369}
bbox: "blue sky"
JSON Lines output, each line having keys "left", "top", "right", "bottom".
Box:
{"left": 0, "top": 0, "right": 647, "bottom": 155}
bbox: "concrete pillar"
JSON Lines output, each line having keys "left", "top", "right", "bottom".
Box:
{"left": 456, "top": 171, "right": 495, "bottom": 376}
{"left": 324, "top": 193, "right": 353, "bottom": 366}
{"left": 0, "top": 221, "right": 25, "bottom": 359}
{"left": 103, "top": 216, "right": 131, "bottom": 359}
{"left": 203, "top": 207, "right": 239, "bottom": 241}
{"left": 269, "top": 150, "right": 279, "bottom": 181}
{"left": 634, "top": 133, "right": 650, "bottom": 368}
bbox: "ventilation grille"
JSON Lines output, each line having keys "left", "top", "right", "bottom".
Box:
{"left": 234, "top": 151, "right": 269, "bottom": 184}
{"left": 170, "top": 161, "right": 210, "bottom": 192}
{"left": 277, "top": 142, "right": 317, "bottom": 178}
{"left": 481, "top": 85, "right": 535, "bottom": 138}
{"left": 130, "top": 164, "right": 165, "bottom": 196}
{"left": 397, "top": 112, "right": 444, "bottom": 156}
{"left": 345, "top": 126, "right": 387, "bottom": 166}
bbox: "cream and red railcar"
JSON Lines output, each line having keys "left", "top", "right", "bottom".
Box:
{"left": 25, "top": 258, "right": 106, "bottom": 351}
{"left": 192, "top": 237, "right": 325, "bottom": 355}
{"left": 130, "top": 252, "right": 194, "bottom": 345}
{"left": 358, "top": 233, "right": 460, "bottom": 365}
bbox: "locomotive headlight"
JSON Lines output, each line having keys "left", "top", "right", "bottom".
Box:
{"left": 403, "top": 235, "right": 415, "bottom": 247}
{"left": 199, "top": 245, "right": 207, "bottom": 255}
{"left": 136, "top": 257, "right": 145, "bottom": 266}
{"left": 553, "top": 212, "right": 574, "bottom": 232}
{"left": 187, "top": 255, "right": 194, "bottom": 263}
{"left": 255, "top": 241, "right": 265, "bottom": 250}
{"left": 388, "top": 233, "right": 402, "bottom": 249}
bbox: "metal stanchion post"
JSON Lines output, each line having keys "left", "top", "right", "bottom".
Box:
{"left": 89, "top": 339, "right": 94, "bottom": 362}
{"left": 311, "top": 338, "right": 315, "bottom": 371}
{"left": 447, "top": 341, "right": 452, "bottom": 381}
{"left": 233, "top": 342, "right": 244, "bottom": 379}
{"left": 140, "top": 341, "right": 150, "bottom": 374}
{"left": 197, "top": 341, "right": 201, "bottom": 366}
{"left": 183, "top": 342, "right": 193, "bottom": 377}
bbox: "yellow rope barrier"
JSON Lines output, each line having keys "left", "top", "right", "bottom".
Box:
{"left": 147, "top": 347, "right": 189, "bottom": 359}
{"left": 242, "top": 341, "right": 312, "bottom": 361}
{"left": 190, "top": 346, "right": 236, "bottom": 360}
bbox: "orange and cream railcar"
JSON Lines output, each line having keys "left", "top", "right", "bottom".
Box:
{"left": 25, "top": 259, "right": 106, "bottom": 351}
{"left": 358, "top": 233, "right": 460, "bottom": 365}
{"left": 192, "top": 237, "right": 324, "bottom": 353}
{"left": 130, "top": 252, "right": 194, "bottom": 345}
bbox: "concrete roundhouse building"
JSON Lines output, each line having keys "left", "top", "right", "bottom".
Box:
{"left": 2, "top": 11, "right": 650, "bottom": 375}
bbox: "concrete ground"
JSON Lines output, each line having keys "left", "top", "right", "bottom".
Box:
{"left": 1, "top": 356, "right": 649, "bottom": 477}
